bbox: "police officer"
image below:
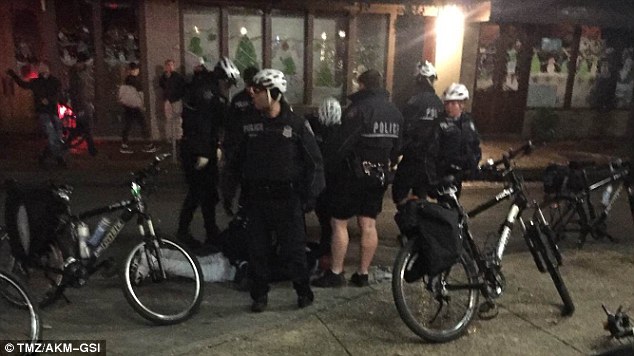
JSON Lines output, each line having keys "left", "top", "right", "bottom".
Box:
{"left": 312, "top": 69, "right": 403, "bottom": 288}
{"left": 177, "top": 57, "right": 240, "bottom": 251}
{"left": 233, "top": 69, "right": 325, "bottom": 312}
{"left": 221, "top": 65, "right": 259, "bottom": 216}
{"left": 392, "top": 60, "right": 444, "bottom": 204}
{"left": 307, "top": 97, "right": 343, "bottom": 262}
{"left": 426, "top": 83, "right": 482, "bottom": 196}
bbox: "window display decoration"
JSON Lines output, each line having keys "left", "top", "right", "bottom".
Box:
{"left": 234, "top": 34, "right": 258, "bottom": 73}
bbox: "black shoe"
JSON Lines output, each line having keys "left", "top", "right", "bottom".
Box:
{"left": 178, "top": 232, "right": 202, "bottom": 250}
{"left": 56, "top": 157, "right": 68, "bottom": 169}
{"left": 297, "top": 290, "right": 314, "bottom": 309}
{"left": 223, "top": 201, "right": 234, "bottom": 216}
{"left": 311, "top": 269, "right": 345, "bottom": 288}
{"left": 350, "top": 272, "right": 369, "bottom": 287}
{"left": 251, "top": 296, "right": 268, "bottom": 313}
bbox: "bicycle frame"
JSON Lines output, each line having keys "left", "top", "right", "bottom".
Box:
{"left": 75, "top": 182, "right": 155, "bottom": 260}
{"left": 584, "top": 163, "right": 631, "bottom": 224}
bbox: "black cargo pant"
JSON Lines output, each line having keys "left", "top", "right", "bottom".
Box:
{"left": 245, "top": 185, "right": 311, "bottom": 300}
{"left": 177, "top": 140, "right": 219, "bottom": 240}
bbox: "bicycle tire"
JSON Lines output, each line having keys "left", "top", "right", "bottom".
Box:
{"left": 0, "top": 270, "right": 42, "bottom": 350}
{"left": 392, "top": 238, "right": 479, "bottom": 343}
{"left": 531, "top": 224, "right": 575, "bottom": 316}
{"left": 15, "top": 242, "right": 66, "bottom": 309}
{"left": 121, "top": 237, "right": 204, "bottom": 325}
{"left": 544, "top": 195, "right": 588, "bottom": 246}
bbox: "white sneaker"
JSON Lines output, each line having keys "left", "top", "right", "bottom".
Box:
{"left": 142, "top": 144, "right": 157, "bottom": 153}
{"left": 120, "top": 144, "right": 134, "bottom": 154}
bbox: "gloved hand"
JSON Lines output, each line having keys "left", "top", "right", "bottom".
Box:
{"left": 194, "top": 156, "right": 209, "bottom": 170}
{"left": 302, "top": 198, "right": 316, "bottom": 213}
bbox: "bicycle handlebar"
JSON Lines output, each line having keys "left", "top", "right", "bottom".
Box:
{"left": 131, "top": 153, "right": 172, "bottom": 184}
{"left": 484, "top": 141, "right": 534, "bottom": 169}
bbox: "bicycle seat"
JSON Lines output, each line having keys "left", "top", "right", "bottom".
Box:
{"left": 568, "top": 160, "right": 596, "bottom": 170}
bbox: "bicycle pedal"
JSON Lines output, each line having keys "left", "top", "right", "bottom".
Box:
{"left": 478, "top": 300, "right": 499, "bottom": 320}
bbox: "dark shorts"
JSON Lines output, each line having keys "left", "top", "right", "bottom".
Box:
{"left": 329, "top": 177, "right": 387, "bottom": 220}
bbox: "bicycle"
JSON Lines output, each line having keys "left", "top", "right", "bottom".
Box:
{"left": 4, "top": 153, "right": 204, "bottom": 325}
{"left": 542, "top": 159, "right": 634, "bottom": 248}
{"left": 0, "top": 268, "right": 41, "bottom": 355}
{"left": 392, "top": 142, "right": 575, "bottom": 343}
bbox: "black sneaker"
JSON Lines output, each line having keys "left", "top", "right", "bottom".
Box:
{"left": 350, "top": 272, "right": 369, "bottom": 287}
{"left": 297, "top": 290, "right": 314, "bottom": 309}
{"left": 177, "top": 232, "right": 202, "bottom": 250}
{"left": 251, "top": 296, "right": 268, "bottom": 313}
{"left": 311, "top": 269, "right": 345, "bottom": 288}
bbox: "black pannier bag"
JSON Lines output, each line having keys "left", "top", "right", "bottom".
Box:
{"left": 542, "top": 163, "right": 585, "bottom": 195}
{"left": 4, "top": 181, "right": 70, "bottom": 262}
{"left": 394, "top": 199, "right": 462, "bottom": 281}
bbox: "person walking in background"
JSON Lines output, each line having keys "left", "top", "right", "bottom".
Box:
{"left": 392, "top": 60, "right": 444, "bottom": 205}
{"left": 159, "top": 59, "right": 186, "bottom": 144}
{"left": 231, "top": 69, "right": 325, "bottom": 312}
{"left": 221, "top": 65, "right": 259, "bottom": 216}
{"left": 312, "top": 69, "right": 403, "bottom": 288}
{"left": 177, "top": 57, "right": 240, "bottom": 252}
{"left": 426, "top": 83, "right": 482, "bottom": 197}
{"left": 118, "top": 62, "right": 156, "bottom": 154}
{"left": 68, "top": 51, "right": 98, "bottom": 157}
{"left": 6, "top": 61, "right": 66, "bottom": 168}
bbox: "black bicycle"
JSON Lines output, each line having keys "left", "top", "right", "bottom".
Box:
{"left": 0, "top": 267, "right": 41, "bottom": 355}
{"left": 4, "top": 154, "right": 204, "bottom": 325}
{"left": 392, "top": 142, "right": 575, "bottom": 343}
{"left": 543, "top": 159, "right": 634, "bottom": 248}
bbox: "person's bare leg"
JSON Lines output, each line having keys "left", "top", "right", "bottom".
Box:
{"left": 330, "top": 217, "right": 349, "bottom": 274}
{"left": 357, "top": 216, "right": 378, "bottom": 275}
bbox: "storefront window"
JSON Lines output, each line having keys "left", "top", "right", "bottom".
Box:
{"left": 352, "top": 14, "right": 388, "bottom": 92}
{"left": 12, "top": 9, "right": 40, "bottom": 78}
{"left": 271, "top": 13, "right": 304, "bottom": 104}
{"left": 100, "top": 0, "right": 139, "bottom": 136}
{"left": 229, "top": 8, "right": 263, "bottom": 91}
{"left": 571, "top": 26, "right": 604, "bottom": 108}
{"left": 182, "top": 7, "right": 219, "bottom": 74}
{"left": 312, "top": 17, "right": 346, "bottom": 104}
{"left": 615, "top": 46, "right": 634, "bottom": 108}
{"left": 526, "top": 25, "right": 574, "bottom": 107}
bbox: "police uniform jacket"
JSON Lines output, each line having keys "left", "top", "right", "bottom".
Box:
{"left": 400, "top": 90, "right": 444, "bottom": 160}
{"left": 338, "top": 88, "right": 403, "bottom": 171}
{"left": 235, "top": 101, "right": 325, "bottom": 202}
{"left": 181, "top": 70, "right": 227, "bottom": 167}
{"left": 224, "top": 89, "right": 255, "bottom": 155}
{"left": 426, "top": 111, "right": 481, "bottom": 183}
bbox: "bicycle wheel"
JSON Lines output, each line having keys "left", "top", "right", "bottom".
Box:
{"left": 122, "top": 237, "right": 204, "bottom": 325}
{"left": 16, "top": 242, "right": 66, "bottom": 309}
{"left": 392, "top": 238, "right": 479, "bottom": 343}
{"left": 543, "top": 195, "right": 588, "bottom": 244}
{"left": 531, "top": 224, "right": 575, "bottom": 316}
{"left": 0, "top": 271, "right": 41, "bottom": 350}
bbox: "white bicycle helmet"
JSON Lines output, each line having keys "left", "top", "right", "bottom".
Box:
{"left": 443, "top": 83, "right": 469, "bottom": 101}
{"left": 416, "top": 60, "right": 437, "bottom": 79}
{"left": 215, "top": 57, "right": 241, "bottom": 84}
{"left": 253, "top": 69, "right": 287, "bottom": 93}
{"left": 318, "top": 97, "right": 342, "bottom": 126}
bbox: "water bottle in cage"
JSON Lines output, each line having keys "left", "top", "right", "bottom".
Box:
{"left": 76, "top": 221, "right": 91, "bottom": 259}
{"left": 601, "top": 185, "right": 613, "bottom": 207}
{"left": 88, "top": 217, "right": 112, "bottom": 247}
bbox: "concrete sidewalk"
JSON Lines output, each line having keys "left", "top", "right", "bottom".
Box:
{"left": 1, "top": 135, "right": 630, "bottom": 186}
